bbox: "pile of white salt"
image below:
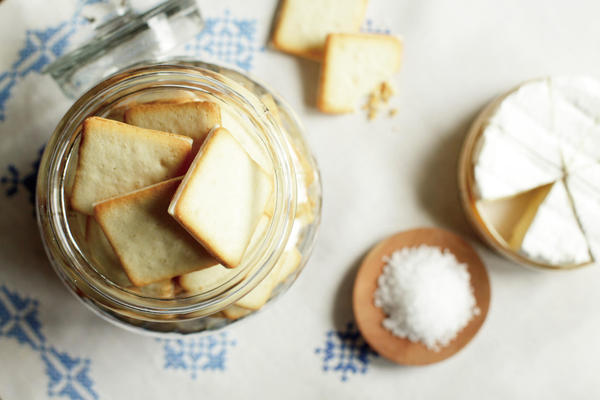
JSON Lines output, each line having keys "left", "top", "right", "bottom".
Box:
{"left": 374, "top": 245, "right": 480, "bottom": 351}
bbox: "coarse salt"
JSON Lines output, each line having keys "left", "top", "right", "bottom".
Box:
{"left": 374, "top": 245, "right": 480, "bottom": 351}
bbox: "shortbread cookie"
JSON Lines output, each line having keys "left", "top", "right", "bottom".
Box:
{"left": 317, "top": 33, "right": 403, "bottom": 113}
{"left": 94, "top": 178, "right": 217, "bottom": 286}
{"left": 235, "top": 247, "right": 301, "bottom": 310}
{"left": 68, "top": 211, "right": 88, "bottom": 240}
{"left": 86, "top": 217, "right": 175, "bottom": 297}
{"left": 234, "top": 271, "right": 275, "bottom": 310}
{"left": 275, "top": 247, "right": 302, "bottom": 285}
{"left": 131, "top": 90, "right": 200, "bottom": 105}
{"left": 223, "top": 305, "right": 253, "bottom": 320}
{"left": 179, "top": 263, "right": 238, "bottom": 293}
{"left": 106, "top": 92, "right": 201, "bottom": 122}
{"left": 71, "top": 116, "right": 192, "bottom": 214}
{"left": 86, "top": 217, "right": 131, "bottom": 287}
{"left": 130, "top": 279, "right": 175, "bottom": 299}
{"left": 234, "top": 216, "right": 293, "bottom": 311}
{"left": 220, "top": 104, "right": 273, "bottom": 174}
{"left": 272, "top": 0, "right": 369, "bottom": 60}
{"left": 124, "top": 101, "right": 221, "bottom": 146}
{"left": 179, "top": 214, "right": 271, "bottom": 294}
{"left": 169, "top": 128, "right": 272, "bottom": 268}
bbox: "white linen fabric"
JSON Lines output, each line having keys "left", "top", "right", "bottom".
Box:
{"left": 1, "top": 0, "right": 600, "bottom": 399}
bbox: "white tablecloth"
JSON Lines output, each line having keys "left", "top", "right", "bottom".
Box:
{"left": 1, "top": 0, "right": 600, "bottom": 398}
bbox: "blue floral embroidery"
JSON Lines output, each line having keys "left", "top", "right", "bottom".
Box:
{"left": 0, "top": 285, "right": 99, "bottom": 399}
{"left": 185, "top": 10, "right": 258, "bottom": 71}
{"left": 158, "top": 332, "right": 236, "bottom": 379}
{"left": 0, "top": 0, "right": 105, "bottom": 122}
{"left": 362, "top": 19, "right": 391, "bottom": 35}
{"left": 315, "top": 322, "right": 378, "bottom": 382}
{"left": 1, "top": 146, "right": 44, "bottom": 208}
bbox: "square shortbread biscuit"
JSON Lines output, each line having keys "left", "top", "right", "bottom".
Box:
{"left": 86, "top": 216, "right": 131, "bottom": 287}
{"left": 179, "top": 263, "right": 238, "bottom": 293}
{"left": 169, "top": 127, "right": 273, "bottom": 269}
{"left": 272, "top": 0, "right": 369, "bottom": 60}
{"left": 85, "top": 217, "right": 175, "bottom": 298}
{"left": 223, "top": 305, "right": 253, "bottom": 320}
{"left": 317, "top": 33, "right": 403, "bottom": 113}
{"left": 179, "top": 214, "right": 270, "bottom": 294}
{"left": 124, "top": 101, "right": 221, "bottom": 146}
{"left": 94, "top": 177, "right": 217, "bottom": 287}
{"left": 275, "top": 247, "right": 303, "bottom": 285}
{"left": 235, "top": 247, "right": 303, "bottom": 310}
{"left": 71, "top": 116, "right": 193, "bottom": 214}
{"left": 129, "top": 280, "right": 175, "bottom": 299}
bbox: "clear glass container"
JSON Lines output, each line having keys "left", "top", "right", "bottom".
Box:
{"left": 36, "top": 61, "right": 322, "bottom": 334}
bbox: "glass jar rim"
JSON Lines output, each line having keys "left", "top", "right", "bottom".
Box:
{"left": 36, "top": 61, "right": 299, "bottom": 317}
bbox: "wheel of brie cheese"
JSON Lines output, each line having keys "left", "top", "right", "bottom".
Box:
{"left": 460, "top": 76, "right": 600, "bottom": 269}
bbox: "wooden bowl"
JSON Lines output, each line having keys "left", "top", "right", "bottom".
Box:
{"left": 353, "top": 227, "right": 490, "bottom": 365}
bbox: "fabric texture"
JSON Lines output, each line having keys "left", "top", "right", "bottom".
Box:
{"left": 1, "top": 0, "right": 600, "bottom": 399}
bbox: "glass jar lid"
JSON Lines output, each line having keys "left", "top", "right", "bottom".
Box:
{"left": 44, "top": 0, "right": 203, "bottom": 99}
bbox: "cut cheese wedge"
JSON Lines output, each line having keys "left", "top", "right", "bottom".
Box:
{"left": 71, "top": 116, "right": 193, "bottom": 214}
{"left": 567, "top": 164, "right": 600, "bottom": 262}
{"left": 508, "top": 180, "right": 592, "bottom": 266}
{"left": 471, "top": 77, "right": 600, "bottom": 268}
{"left": 86, "top": 217, "right": 175, "bottom": 298}
{"left": 553, "top": 76, "right": 600, "bottom": 123}
{"left": 271, "top": 0, "right": 368, "bottom": 60}
{"left": 169, "top": 128, "right": 272, "bottom": 269}
{"left": 551, "top": 77, "right": 600, "bottom": 170}
{"left": 507, "top": 184, "right": 554, "bottom": 249}
{"left": 473, "top": 124, "right": 563, "bottom": 200}
{"left": 488, "top": 83, "right": 562, "bottom": 166}
{"left": 94, "top": 178, "right": 217, "bottom": 286}
{"left": 124, "top": 101, "right": 221, "bottom": 147}
{"left": 554, "top": 95, "right": 600, "bottom": 172}
{"left": 476, "top": 185, "right": 556, "bottom": 244}
{"left": 317, "top": 33, "right": 403, "bottom": 113}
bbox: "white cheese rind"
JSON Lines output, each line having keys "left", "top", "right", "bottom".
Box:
{"left": 567, "top": 164, "right": 600, "bottom": 262}
{"left": 552, "top": 76, "right": 600, "bottom": 169}
{"left": 519, "top": 181, "right": 591, "bottom": 266}
{"left": 472, "top": 77, "right": 600, "bottom": 267}
{"left": 488, "top": 80, "right": 562, "bottom": 165}
{"left": 474, "top": 80, "right": 563, "bottom": 200}
{"left": 474, "top": 77, "right": 600, "bottom": 200}
{"left": 473, "top": 124, "right": 563, "bottom": 200}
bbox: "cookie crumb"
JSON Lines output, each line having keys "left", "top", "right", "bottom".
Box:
{"left": 364, "top": 81, "right": 396, "bottom": 121}
{"left": 380, "top": 81, "right": 395, "bottom": 102}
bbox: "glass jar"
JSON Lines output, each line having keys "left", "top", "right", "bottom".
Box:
{"left": 36, "top": 61, "right": 322, "bottom": 334}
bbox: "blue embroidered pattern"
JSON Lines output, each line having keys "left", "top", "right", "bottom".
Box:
{"left": 0, "top": 285, "right": 99, "bottom": 399}
{"left": 362, "top": 19, "right": 391, "bottom": 35}
{"left": 1, "top": 146, "right": 44, "bottom": 207}
{"left": 315, "top": 322, "right": 378, "bottom": 382}
{"left": 185, "top": 10, "right": 258, "bottom": 71}
{"left": 159, "top": 333, "right": 237, "bottom": 379}
{"left": 0, "top": 0, "right": 105, "bottom": 122}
